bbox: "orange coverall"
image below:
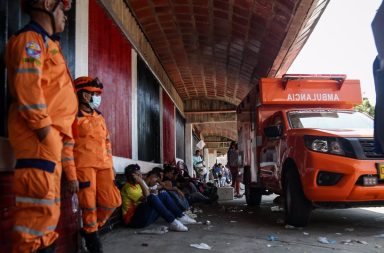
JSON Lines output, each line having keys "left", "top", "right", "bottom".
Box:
{"left": 74, "top": 110, "right": 121, "bottom": 233}
{"left": 5, "top": 22, "right": 77, "bottom": 252}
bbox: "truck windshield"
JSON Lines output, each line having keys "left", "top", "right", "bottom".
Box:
{"left": 287, "top": 110, "right": 373, "bottom": 130}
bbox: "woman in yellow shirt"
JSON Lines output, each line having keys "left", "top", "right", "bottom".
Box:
{"left": 121, "top": 164, "right": 196, "bottom": 231}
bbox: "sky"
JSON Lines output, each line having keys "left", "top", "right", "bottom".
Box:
{"left": 288, "top": 0, "right": 382, "bottom": 104}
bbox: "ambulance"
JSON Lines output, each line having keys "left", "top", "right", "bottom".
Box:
{"left": 237, "top": 74, "right": 384, "bottom": 227}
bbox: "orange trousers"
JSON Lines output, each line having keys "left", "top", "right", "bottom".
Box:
{"left": 77, "top": 167, "right": 121, "bottom": 233}
{"left": 11, "top": 127, "right": 63, "bottom": 253}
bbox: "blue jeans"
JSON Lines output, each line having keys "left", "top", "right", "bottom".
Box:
{"left": 129, "top": 191, "right": 184, "bottom": 228}
{"left": 168, "top": 191, "right": 189, "bottom": 211}
{"left": 373, "top": 57, "right": 384, "bottom": 153}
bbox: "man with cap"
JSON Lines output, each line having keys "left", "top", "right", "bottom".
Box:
{"left": 5, "top": 0, "right": 77, "bottom": 252}
{"left": 73, "top": 76, "right": 122, "bottom": 253}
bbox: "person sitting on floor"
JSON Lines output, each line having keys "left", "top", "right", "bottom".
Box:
{"left": 121, "top": 164, "right": 196, "bottom": 231}
{"left": 162, "top": 165, "right": 190, "bottom": 210}
{"left": 174, "top": 163, "right": 219, "bottom": 205}
{"left": 144, "top": 170, "right": 163, "bottom": 195}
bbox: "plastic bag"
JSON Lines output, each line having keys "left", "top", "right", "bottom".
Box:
{"left": 71, "top": 193, "right": 79, "bottom": 213}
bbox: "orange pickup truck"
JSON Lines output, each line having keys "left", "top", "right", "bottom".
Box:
{"left": 237, "top": 74, "right": 384, "bottom": 227}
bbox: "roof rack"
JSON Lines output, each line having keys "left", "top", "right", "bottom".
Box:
{"left": 281, "top": 74, "right": 347, "bottom": 90}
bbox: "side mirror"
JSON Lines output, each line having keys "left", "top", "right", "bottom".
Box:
{"left": 264, "top": 125, "right": 282, "bottom": 138}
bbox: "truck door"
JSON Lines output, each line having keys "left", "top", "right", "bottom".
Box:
{"left": 259, "top": 113, "right": 284, "bottom": 190}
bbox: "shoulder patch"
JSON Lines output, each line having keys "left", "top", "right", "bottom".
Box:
{"left": 50, "top": 48, "right": 59, "bottom": 55}
{"left": 25, "top": 41, "right": 41, "bottom": 59}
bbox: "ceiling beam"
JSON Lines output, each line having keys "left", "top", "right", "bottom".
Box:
{"left": 184, "top": 110, "right": 236, "bottom": 115}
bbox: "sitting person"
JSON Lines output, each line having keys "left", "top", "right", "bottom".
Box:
{"left": 162, "top": 165, "right": 190, "bottom": 210}
{"left": 174, "top": 162, "right": 219, "bottom": 204}
{"left": 144, "top": 170, "right": 163, "bottom": 195}
{"left": 121, "top": 164, "right": 196, "bottom": 231}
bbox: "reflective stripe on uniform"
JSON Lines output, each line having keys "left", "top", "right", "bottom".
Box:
{"left": 83, "top": 207, "right": 97, "bottom": 212}
{"left": 14, "top": 226, "right": 44, "bottom": 236}
{"left": 106, "top": 149, "right": 112, "bottom": 154}
{"left": 84, "top": 221, "right": 97, "bottom": 227}
{"left": 46, "top": 225, "right": 56, "bottom": 231}
{"left": 63, "top": 142, "right": 75, "bottom": 147}
{"left": 61, "top": 157, "right": 74, "bottom": 162}
{"left": 15, "top": 68, "right": 41, "bottom": 74}
{"left": 14, "top": 224, "right": 56, "bottom": 236}
{"left": 18, "top": 103, "right": 47, "bottom": 111}
{"left": 16, "top": 196, "right": 60, "bottom": 205}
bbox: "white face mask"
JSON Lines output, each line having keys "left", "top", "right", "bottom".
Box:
{"left": 89, "top": 95, "right": 101, "bottom": 109}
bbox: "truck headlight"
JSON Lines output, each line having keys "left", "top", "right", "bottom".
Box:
{"left": 311, "top": 139, "right": 328, "bottom": 153}
{"left": 304, "top": 136, "right": 355, "bottom": 158}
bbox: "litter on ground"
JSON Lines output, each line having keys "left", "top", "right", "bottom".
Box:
{"left": 267, "top": 235, "right": 279, "bottom": 241}
{"left": 318, "top": 237, "right": 336, "bottom": 244}
{"left": 190, "top": 243, "right": 212, "bottom": 250}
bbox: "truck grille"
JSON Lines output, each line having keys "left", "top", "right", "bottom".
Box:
{"left": 359, "top": 139, "right": 384, "bottom": 159}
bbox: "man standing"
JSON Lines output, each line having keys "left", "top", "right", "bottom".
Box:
{"left": 193, "top": 150, "right": 207, "bottom": 182}
{"left": 73, "top": 77, "right": 122, "bottom": 253}
{"left": 227, "top": 141, "right": 241, "bottom": 198}
{"left": 372, "top": 1, "right": 384, "bottom": 154}
{"left": 5, "top": 0, "right": 78, "bottom": 252}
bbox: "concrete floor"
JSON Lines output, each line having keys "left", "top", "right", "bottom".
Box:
{"left": 102, "top": 195, "right": 384, "bottom": 253}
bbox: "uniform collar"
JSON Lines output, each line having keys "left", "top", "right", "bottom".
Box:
{"left": 77, "top": 109, "right": 102, "bottom": 117}
{"left": 18, "top": 21, "right": 61, "bottom": 42}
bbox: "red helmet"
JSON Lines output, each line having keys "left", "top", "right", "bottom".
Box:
{"left": 74, "top": 76, "right": 104, "bottom": 93}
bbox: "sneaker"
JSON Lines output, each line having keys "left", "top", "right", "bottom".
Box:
{"left": 178, "top": 214, "right": 197, "bottom": 225}
{"left": 183, "top": 210, "right": 197, "bottom": 219}
{"left": 169, "top": 219, "right": 188, "bottom": 232}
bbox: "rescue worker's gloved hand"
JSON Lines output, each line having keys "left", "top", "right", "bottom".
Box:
{"left": 68, "top": 180, "right": 79, "bottom": 194}
{"left": 35, "top": 125, "right": 51, "bottom": 142}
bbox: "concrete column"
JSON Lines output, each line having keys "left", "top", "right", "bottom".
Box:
{"left": 131, "top": 50, "right": 138, "bottom": 160}
{"left": 185, "top": 123, "right": 193, "bottom": 176}
{"left": 75, "top": 0, "right": 89, "bottom": 78}
{"left": 203, "top": 148, "right": 209, "bottom": 168}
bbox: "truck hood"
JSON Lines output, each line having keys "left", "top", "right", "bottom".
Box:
{"left": 290, "top": 128, "right": 373, "bottom": 138}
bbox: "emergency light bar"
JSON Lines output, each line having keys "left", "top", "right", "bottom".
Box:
{"left": 282, "top": 74, "right": 347, "bottom": 90}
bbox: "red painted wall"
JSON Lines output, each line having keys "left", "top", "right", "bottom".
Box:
{"left": 89, "top": 0, "right": 132, "bottom": 158}
{"left": 0, "top": 172, "right": 15, "bottom": 253}
{"left": 162, "top": 91, "right": 176, "bottom": 164}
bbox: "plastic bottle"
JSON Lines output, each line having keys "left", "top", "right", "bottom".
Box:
{"left": 71, "top": 193, "right": 79, "bottom": 213}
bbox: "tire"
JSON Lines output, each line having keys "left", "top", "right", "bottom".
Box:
{"left": 284, "top": 168, "right": 312, "bottom": 227}
{"left": 245, "top": 184, "right": 263, "bottom": 206}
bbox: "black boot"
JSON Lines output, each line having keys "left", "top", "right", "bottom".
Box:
{"left": 83, "top": 231, "right": 103, "bottom": 253}
{"left": 36, "top": 243, "right": 56, "bottom": 253}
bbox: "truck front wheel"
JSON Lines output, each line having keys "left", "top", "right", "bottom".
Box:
{"left": 284, "top": 169, "right": 312, "bottom": 227}
{"left": 245, "top": 184, "right": 263, "bottom": 206}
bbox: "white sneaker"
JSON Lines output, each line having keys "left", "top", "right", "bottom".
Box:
{"left": 169, "top": 219, "right": 188, "bottom": 232}
{"left": 178, "top": 214, "right": 197, "bottom": 225}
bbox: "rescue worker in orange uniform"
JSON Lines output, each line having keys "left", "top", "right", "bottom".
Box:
{"left": 5, "top": 0, "right": 78, "bottom": 252}
{"left": 73, "top": 77, "right": 122, "bottom": 253}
